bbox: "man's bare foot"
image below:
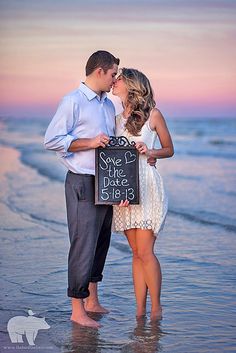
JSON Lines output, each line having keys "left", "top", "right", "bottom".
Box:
{"left": 150, "top": 307, "right": 163, "bottom": 321}
{"left": 84, "top": 283, "right": 110, "bottom": 313}
{"left": 84, "top": 302, "right": 109, "bottom": 313}
{"left": 70, "top": 314, "right": 101, "bottom": 328}
{"left": 70, "top": 298, "right": 101, "bottom": 328}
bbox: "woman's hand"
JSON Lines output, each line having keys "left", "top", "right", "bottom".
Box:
{"left": 118, "top": 199, "right": 130, "bottom": 207}
{"left": 147, "top": 156, "right": 157, "bottom": 166}
{"left": 135, "top": 142, "right": 148, "bottom": 155}
{"left": 136, "top": 142, "right": 157, "bottom": 166}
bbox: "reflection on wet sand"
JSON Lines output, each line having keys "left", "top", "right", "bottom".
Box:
{"left": 1, "top": 117, "right": 236, "bottom": 353}
{"left": 62, "top": 314, "right": 164, "bottom": 353}
{"left": 63, "top": 313, "right": 103, "bottom": 353}
{"left": 124, "top": 317, "right": 164, "bottom": 353}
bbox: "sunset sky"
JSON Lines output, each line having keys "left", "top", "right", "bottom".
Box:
{"left": 0, "top": 0, "right": 235, "bottom": 119}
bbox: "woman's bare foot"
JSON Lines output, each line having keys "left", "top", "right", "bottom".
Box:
{"left": 150, "top": 307, "right": 163, "bottom": 321}
{"left": 70, "top": 314, "right": 101, "bottom": 328}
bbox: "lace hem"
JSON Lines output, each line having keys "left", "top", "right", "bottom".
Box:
{"left": 113, "top": 217, "right": 166, "bottom": 237}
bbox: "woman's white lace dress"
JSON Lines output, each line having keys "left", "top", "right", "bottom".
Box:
{"left": 113, "top": 113, "right": 168, "bottom": 236}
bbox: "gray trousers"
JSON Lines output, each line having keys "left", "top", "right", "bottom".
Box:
{"left": 65, "top": 171, "right": 113, "bottom": 299}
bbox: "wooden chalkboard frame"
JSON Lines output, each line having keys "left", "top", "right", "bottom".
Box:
{"left": 95, "top": 136, "right": 139, "bottom": 205}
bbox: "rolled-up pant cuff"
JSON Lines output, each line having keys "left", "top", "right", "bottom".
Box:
{"left": 67, "top": 288, "right": 89, "bottom": 299}
{"left": 90, "top": 274, "right": 103, "bottom": 283}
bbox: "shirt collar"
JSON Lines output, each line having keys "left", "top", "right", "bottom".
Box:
{"left": 79, "top": 82, "right": 107, "bottom": 102}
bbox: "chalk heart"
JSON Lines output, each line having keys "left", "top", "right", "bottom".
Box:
{"left": 125, "top": 151, "right": 136, "bottom": 164}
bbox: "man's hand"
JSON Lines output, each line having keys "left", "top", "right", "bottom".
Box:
{"left": 118, "top": 200, "right": 130, "bottom": 207}
{"left": 91, "top": 133, "right": 110, "bottom": 148}
{"left": 68, "top": 133, "right": 110, "bottom": 152}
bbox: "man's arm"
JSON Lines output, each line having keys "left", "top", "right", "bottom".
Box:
{"left": 68, "top": 133, "right": 110, "bottom": 152}
{"left": 44, "top": 97, "right": 76, "bottom": 156}
{"left": 44, "top": 97, "right": 110, "bottom": 155}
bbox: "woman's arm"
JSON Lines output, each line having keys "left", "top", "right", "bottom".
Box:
{"left": 136, "top": 108, "right": 174, "bottom": 159}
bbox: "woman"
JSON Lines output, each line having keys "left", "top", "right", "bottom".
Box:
{"left": 112, "top": 68, "right": 174, "bottom": 321}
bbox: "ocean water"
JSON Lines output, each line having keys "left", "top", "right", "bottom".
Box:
{"left": 0, "top": 116, "right": 235, "bottom": 353}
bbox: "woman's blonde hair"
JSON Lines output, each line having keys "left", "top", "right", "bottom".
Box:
{"left": 120, "top": 68, "right": 156, "bottom": 136}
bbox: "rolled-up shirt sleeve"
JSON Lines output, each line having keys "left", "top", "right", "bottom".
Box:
{"left": 44, "top": 97, "right": 78, "bottom": 157}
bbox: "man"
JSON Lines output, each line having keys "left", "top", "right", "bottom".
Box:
{"left": 44, "top": 50, "right": 119, "bottom": 328}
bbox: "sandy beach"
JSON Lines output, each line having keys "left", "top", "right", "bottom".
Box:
{"left": 0, "top": 117, "right": 236, "bottom": 353}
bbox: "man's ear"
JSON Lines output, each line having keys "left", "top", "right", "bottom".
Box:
{"left": 96, "top": 67, "right": 104, "bottom": 77}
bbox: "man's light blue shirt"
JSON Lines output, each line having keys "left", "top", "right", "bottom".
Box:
{"left": 44, "top": 82, "right": 116, "bottom": 175}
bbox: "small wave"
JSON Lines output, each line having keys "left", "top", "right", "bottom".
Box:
{"left": 20, "top": 151, "right": 66, "bottom": 183}
{"left": 3, "top": 198, "right": 67, "bottom": 234}
{"left": 0, "top": 227, "right": 26, "bottom": 232}
{"left": 184, "top": 150, "right": 236, "bottom": 160}
{"left": 0, "top": 139, "right": 66, "bottom": 183}
{"left": 111, "top": 239, "right": 131, "bottom": 254}
{"left": 20, "top": 289, "right": 54, "bottom": 297}
{"left": 209, "top": 139, "right": 236, "bottom": 146}
{"left": 169, "top": 209, "right": 236, "bottom": 233}
{"left": 172, "top": 174, "right": 202, "bottom": 181}
{"left": 29, "top": 213, "right": 67, "bottom": 227}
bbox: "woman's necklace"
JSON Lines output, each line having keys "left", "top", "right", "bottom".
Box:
{"left": 121, "top": 107, "right": 131, "bottom": 136}
{"left": 120, "top": 114, "right": 127, "bottom": 132}
{"left": 122, "top": 109, "right": 131, "bottom": 119}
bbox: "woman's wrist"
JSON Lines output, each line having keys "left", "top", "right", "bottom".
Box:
{"left": 146, "top": 149, "right": 152, "bottom": 157}
{"left": 146, "top": 149, "right": 159, "bottom": 159}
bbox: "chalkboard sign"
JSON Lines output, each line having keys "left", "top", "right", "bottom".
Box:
{"left": 95, "top": 136, "right": 139, "bottom": 205}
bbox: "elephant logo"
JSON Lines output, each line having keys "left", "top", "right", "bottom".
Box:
{"left": 7, "top": 310, "right": 50, "bottom": 346}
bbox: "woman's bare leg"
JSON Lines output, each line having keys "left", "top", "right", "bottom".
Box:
{"left": 125, "top": 229, "right": 148, "bottom": 317}
{"left": 135, "top": 229, "right": 162, "bottom": 320}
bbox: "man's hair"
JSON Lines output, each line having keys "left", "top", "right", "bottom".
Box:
{"left": 85, "top": 50, "right": 120, "bottom": 76}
